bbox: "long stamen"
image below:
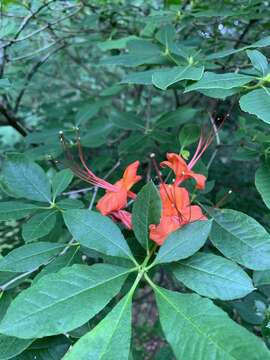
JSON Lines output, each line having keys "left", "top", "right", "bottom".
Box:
{"left": 60, "top": 131, "right": 117, "bottom": 192}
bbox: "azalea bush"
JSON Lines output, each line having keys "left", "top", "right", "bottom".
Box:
{"left": 1, "top": 0, "right": 270, "bottom": 359}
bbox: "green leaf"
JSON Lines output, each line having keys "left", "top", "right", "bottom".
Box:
{"left": 14, "top": 336, "right": 71, "bottom": 360}
{"left": 132, "top": 181, "right": 162, "bottom": 250}
{"left": 98, "top": 36, "right": 139, "bottom": 51}
{"left": 111, "top": 112, "right": 145, "bottom": 131}
{"left": 57, "top": 198, "right": 84, "bottom": 210}
{"left": 0, "top": 79, "right": 10, "bottom": 89}
{"left": 253, "top": 270, "right": 270, "bottom": 287}
{"left": 0, "top": 264, "right": 131, "bottom": 339}
{"left": 0, "top": 293, "right": 33, "bottom": 360}
{"left": 75, "top": 101, "right": 105, "bottom": 126}
{"left": 209, "top": 208, "right": 270, "bottom": 270}
{"left": 22, "top": 210, "right": 57, "bottom": 243}
{"left": 0, "top": 201, "right": 41, "bottom": 221}
{"left": 33, "top": 246, "right": 81, "bottom": 283}
{"left": 246, "top": 50, "right": 268, "bottom": 76}
{"left": 0, "top": 336, "right": 33, "bottom": 360}
{"left": 154, "top": 286, "right": 270, "bottom": 360}
{"left": 207, "top": 36, "right": 270, "bottom": 60}
{"left": 52, "top": 169, "right": 73, "bottom": 200}
{"left": 2, "top": 155, "right": 51, "bottom": 203}
{"left": 255, "top": 162, "right": 270, "bottom": 209}
{"left": 156, "top": 107, "right": 198, "bottom": 128}
{"left": 0, "top": 242, "right": 64, "bottom": 273}
{"left": 152, "top": 66, "right": 204, "bottom": 90}
{"left": 179, "top": 124, "right": 200, "bottom": 148}
{"left": 171, "top": 252, "right": 255, "bottom": 300}
{"left": 63, "top": 210, "right": 134, "bottom": 261}
{"left": 154, "top": 221, "right": 212, "bottom": 265}
{"left": 185, "top": 72, "right": 254, "bottom": 92}
{"left": 240, "top": 88, "right": 270, "bottom": 125}
{"left": 121, "top": 70, "right": 157, "bottom": 85}
{"left": 64, "top": 293, "right": 132, "bottom": 360}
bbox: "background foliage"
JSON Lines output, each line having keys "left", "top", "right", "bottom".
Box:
{"left": 1, "top": 0, "right": 270, "bottom": 359}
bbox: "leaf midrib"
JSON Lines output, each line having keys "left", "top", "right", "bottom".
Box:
{"left": 1, "top": 268, "right": 131, "bottom": 331}
{"left": 156, "top": 288, "right": 236, "bottom": 360}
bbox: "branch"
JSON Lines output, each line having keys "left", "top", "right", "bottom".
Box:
{"left": 0, "top": 101, "right": 27, "bottom": 136}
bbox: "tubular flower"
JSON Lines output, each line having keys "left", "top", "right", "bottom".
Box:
{"left": 59, "top": 132, "right": 141, "bottom": 228}
{"left": 149, "top": 184, "right": 206, "bottom": 245}
{"left": 160, "top": 133, "right": 213, "bottom": 189}
{"left": 96, "top": 161, "right": 141, "bottom": 216}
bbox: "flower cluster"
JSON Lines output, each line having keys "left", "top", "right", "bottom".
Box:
{"left": 60, "top": 132, "right": 209, "bottom": 246}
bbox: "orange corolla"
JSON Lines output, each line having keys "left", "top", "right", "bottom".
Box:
{"left": 60, "top": 132, "right": 141, "bottom": 228}
{"left": 161, "top": 153, "right": 206, "bottom": 190}
{"left": 96, "top": 161, "right": 141, "bottom": 216}
{"left": 149, "top": 184, "right": 206, "bottom": 245}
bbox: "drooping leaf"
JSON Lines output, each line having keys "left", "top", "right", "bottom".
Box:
{"left": 239, "top": 88, "right": 270, "bottom": 125}
{"left": 63, "top": 210, "right": 134, "bottom": 261}
{"left": 22, "top": 210, "right": 58, "bottom": 243}
{"left": 209, "top": 208, "right": 270, "bottom": 270}
{"left": 111, "top": 112, "right": 145, "bottom": 131}
{"left": 2, "top": 155, "right": 51, "bottom": 203}
{"left": 64, "top": 293, "right": 132, "bottom": 360}
{"left": 132, "top": 181, "right": 162, "bottom": 250}
{"left": 152, "top": 66, "right": 204, "bottom": 90}
{"left": 255, "top": 162, "right": 270, "bottom": 209}
{"left": 0, "top": 201, "right": 41, "bottom": 221}
{"left": 0, "top": 264, "right": 131, "bottom": 339}
{"left": 246, "top": 50, "right": 268, "bottom": 76}
{"left": 0, "top": 242, "right": 64, "bottom": 273}
{"left": 171, "top": 252, "right": 255, "bottom": 300}
{"left": 185, "top": 72, "right": 254, "bottom": 92}
{"left": 52, "top": 169, "right": 73, "bottom": 200}
{"left": 155, "top": 286, "right": 270, "bottom": 360}
{"left": 154, "top": 221, "right": 212, "bottom": 265}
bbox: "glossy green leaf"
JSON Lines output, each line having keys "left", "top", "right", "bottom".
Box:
{"left": 0, "top": 201, "right": 41, "bottom": 221}
{"left": 255, "top": 162, "right": 270, "bottom": 209}
{"left": 240, "top": 88, "right": 270, "bottom": 125}
{"left": 64, "top": 293, "right": 132, "bottom": 360}
{"left": 154, "top": 221, "right": 212, "bottom": 265}
{"left": 63, "top": 210, "right": 134, "bottom": 261}
{"left": 209, "top": 208, "right": 270, "bottom": 270}
{"left": 246, "top": 50, "right": 268, "bottom": 76}
{"left": 75, "top": 101, "right": 105, "bottom": 126}
{"left": 171, "top": 252, "right": 255, "bottom": 300}
{"left": 152, "top": 66, "right": 204, "bottom": 90}
{"left": 98, "top": 36, "right": 139, "bottom": 51}
{"left": 52, "top": 169, "right": 73, "bottom": 200}
{"left": 22, "top": 210, "right": 57, "bottom": 243}
{"left": 0, "top": 264, "right": 131, "bottom": 338}
{"left": 2, "top": 155, "right": 51, "bottom": 203}
{"left": 132, "top": 181, "right": 162, "bottom": 249}
{"left": 0, "top": 242, "right": 64, "bottom": 273}
{"left": 155, "top": 286, "right": 270, "bottom": 360}
{"left": 185, "top": 72, "right": 254, "bottom": 92}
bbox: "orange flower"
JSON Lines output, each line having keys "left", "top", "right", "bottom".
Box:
{"left": 161, "top": 153, "right": 206, "bottom": 190}
{"left": 149, "top": 184, "right": 206, "bottom": 245}
{"left": 60, "top": 132, "right": 141, "bottom": 228}
{"left": 96, "top": 161, "right": 141, "bottom": 215}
